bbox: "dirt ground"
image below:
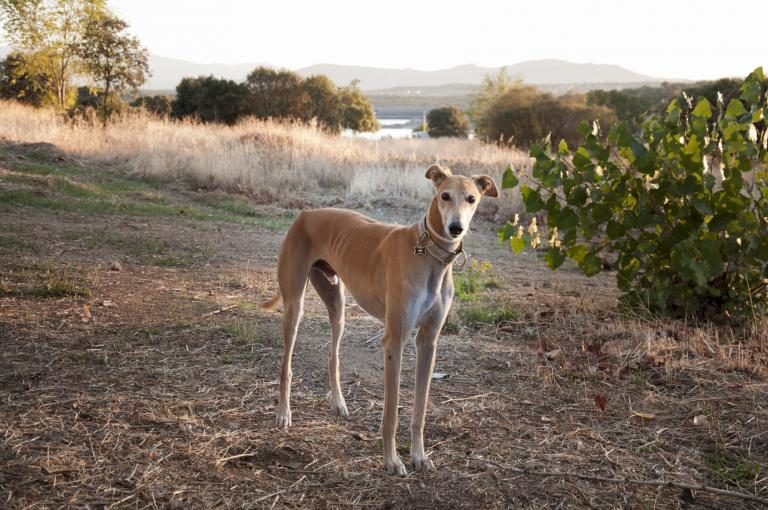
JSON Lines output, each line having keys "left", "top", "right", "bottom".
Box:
{"left": 1, "top": 142, "right": 766, "bottom": 509}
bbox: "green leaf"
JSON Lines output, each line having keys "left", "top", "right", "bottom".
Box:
{"left": 501, "top": 166, "right": 519, "bottom": 189}
{"left": 591, "top": 204, "right": 612, "bottom": 223}
{"left": 510, "top": 237, "right": 525, "bottom": 254}
{"left": 606, "top": 220, "right": 625, "bottom": 240}
{"left": 566, "top": 186, "right": 588, "bottom": 206}
{"left": 725, "top": 99, "right": 747, "bottom": 118}
{"left": 692, "top": 98, "right": 713, "bottom": 118}
{"left": 572, "top": 147, "right": 592, "bottom": 169}
{"left": 556, "top": 207, "right": 579, "bottom": 231}
{"left": 578, "top": 254, "right": 603, "bottom": 276}
{"left": 520, "top": 186, "right": 544, "bottom": 212}
{"left": 558, "top": 139, "right": 570, "bottom": 155}
{"left": 567, "top": 244, "right": 588, "bottom": 262}
{"left": 544, "top": 247, "right": 566, "bottom": 269}
{"left": 499, "top": 222, "right": 516, "bottom": 241}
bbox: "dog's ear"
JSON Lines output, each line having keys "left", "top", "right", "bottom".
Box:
{"left": 472, "top": 175, "right": 499, "bottom": 198}
{"left": 425, "top": 164, "right": 451, "bottom": 187}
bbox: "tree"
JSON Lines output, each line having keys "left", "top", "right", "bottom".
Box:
{"left": 0, "top": 0, "right": 107, "bottom": 110}
{"left": 0, "top": 51, "right": 52, "bottom": 106}
{"left": 77, "top": 13, "right": 149, "bottom": 123}
{"left": 173, "top": 75, "right": 248, "bottom": 125}
{"left": 131, "top": 95, "right": 172, "bottom": 117}
{"left": 339, "top": 80, "right": 379, "bottom": 132}
{"left": 244, "top": 67, "right": 306, "bottom": 120}
{"left": 480, "top": 86, "right": 616, "bottom": 148}
{"left": 427, "top": 106, "right": 469, "bottom": 138}
{"left": 501, "top": 67, "right": 768, "bottom": 319}
{"left": 469, "top": 68, "right": 523, "bottom": 138}
{"left": 587, "top": 89, "right": 653, "bottom": 130}
{"left": 301, "top": 74, "right": 342, "bottom": 132}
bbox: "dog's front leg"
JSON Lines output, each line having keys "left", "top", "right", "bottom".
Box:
{"left": 382, "top": 332, "right": 407, "bottom": 476}
{"left": 410, "top": 319, "right": 442, "bottom": 472}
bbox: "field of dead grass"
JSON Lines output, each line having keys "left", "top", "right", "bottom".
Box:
{"left": 0, "top": 101, "right": 528, "bottom": 215}
{"left": 0, "top": 130, "right": 766, "bottom": 509}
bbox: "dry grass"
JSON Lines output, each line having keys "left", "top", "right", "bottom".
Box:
{"left": 2, "top": 108, "right": 767, "bottom": 509}
{"left": 0, "top": 100, "right": 529, "bottom": 213}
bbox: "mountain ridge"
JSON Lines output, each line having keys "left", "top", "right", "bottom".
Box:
{"left": 0, "top": 46, "right": 662, "bottom": 90}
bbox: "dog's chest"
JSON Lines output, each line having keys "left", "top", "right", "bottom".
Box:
{"left": 410, "top": 269, "right": 449, "bottom": 323}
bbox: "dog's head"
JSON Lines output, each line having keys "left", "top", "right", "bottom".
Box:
{"left": 425, "top": 164, "right": 498, "bottom": 241}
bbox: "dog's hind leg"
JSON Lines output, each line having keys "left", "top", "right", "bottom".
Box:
{"left": 275, "top": 244, "right": 310, "bottom": 429}
{"left": 309, "top": 264, "right": 349, "bottom": 419}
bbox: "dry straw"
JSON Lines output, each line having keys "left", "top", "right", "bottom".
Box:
{"left": 0, "top": 100, "right": 529, "bottom": 212}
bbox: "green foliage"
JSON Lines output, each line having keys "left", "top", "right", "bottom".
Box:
{"left": 173, "top": 76, "right": 249, "bottom": 125}
{"left": 0, "top": 51, "right": 52, "bottom": 106}
{"left": 338, "top": 80, "right": 379, "bottom": 132}
{"left": 131, "top": 95, "right": 173, "bottom": 117}
{"left": 0, "top": 0, "right": 108, "bottom": 110}
{"left": 478, "top": 85, "right": 617, "bottom": 148}
{"left": 453, "top": 259, "right": 496, "bottom": 301}
{"left": 587, "top": 89, "right": 654, "bottom": 130}
{"left": 427, "top": 106, "right": 469, "bottom": 138}
{"left": 77, "top": 12, "right": 149, "bottom": 123}
{"left": 301, "top": 74, "right": 342, "bottom": 132}
{"left": 468, "top": 67, "right": 523, "bottom": 136}
{"left": 501, "top": 68, "right": 768, "bottom": 320}
{"left": 244, "top": 66, "right": 306, "bottom": 120}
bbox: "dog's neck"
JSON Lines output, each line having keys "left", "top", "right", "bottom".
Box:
{"left": 426, "top": 198, "right": 461, "bottom": 250}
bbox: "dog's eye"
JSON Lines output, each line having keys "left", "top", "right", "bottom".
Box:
{"left": 467, "top": 195, "right": 476, "bottom": 204}
{"left": 440, "top": 192, "right": 450, "bottom": 201}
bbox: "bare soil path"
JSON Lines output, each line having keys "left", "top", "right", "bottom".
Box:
{"left": 1, "top": 142, "right": 766, "bottom": 509}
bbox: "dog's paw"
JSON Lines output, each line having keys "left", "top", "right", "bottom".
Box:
{"left": 276, "top": 408, "right": 292, "bottom": 428}
{"left": 385, "top": 456, "right": 408, "bottom": 477}
{"left": 411, "top": 453, "right": 435, "bottom": 473}
{"left": 328, "top": 392, "right": 349, "bottom": 419}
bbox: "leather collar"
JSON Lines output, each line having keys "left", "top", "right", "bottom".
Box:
{"left": 414, "top": 216, "right": 466, "bottom": 266}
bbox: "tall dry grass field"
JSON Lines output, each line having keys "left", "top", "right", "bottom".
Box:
{"left": 0, "top": 101, "right": 529, "bottom": 213}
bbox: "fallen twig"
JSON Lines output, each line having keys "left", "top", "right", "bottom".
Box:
{"left": 440, "top": 392, "right": 492, "bottom": 404}
{"left": 202, "top": 304, "right": 237, "bottom": 317}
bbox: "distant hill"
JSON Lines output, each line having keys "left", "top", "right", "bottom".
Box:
{"left": 298, "top": 60, "right": 658, "bottom": 89}
{"left": 146, "top": 55, "right": 269, "bottom": 90}
{"left": 0, "top": 46, "right": 662, "bottom": 91}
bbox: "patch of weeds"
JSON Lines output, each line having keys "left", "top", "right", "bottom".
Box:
{"left": 1, "top": 266, "right": 91, "bottom": 299}
{"left": 222, "top": 320, "right": 278, "bottom": 346}
{"left": 442, "top": 318, "right": 461, "bottom": 334}
{"left": 704, "top": 446, "right": 762, "bottom": 486}
{"left": 235, "top": 300, "right": 258, "bottom": 312}
{"left": 154, "top": 254, "right": 194, "bottom": 267}
{"left": 0, "top": 234, "right": 36, "bottom": 253}
{"left": 12, "top": 160, "right": 87, "bottom": 177}
{"left": 459, "top": 302, "right": 518, "bottom": 326}
{"left": 195, "top": 193, "right": 295, "bottom": 231}
{"left": 454, "top": 259, "right": 498, "bottom": 301}
{"left": 0, "top": 189, "right": 208, "bottom": 219}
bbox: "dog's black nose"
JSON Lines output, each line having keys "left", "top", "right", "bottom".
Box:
{"left": 448, "top": 223, "right": 463, "bottom": 237}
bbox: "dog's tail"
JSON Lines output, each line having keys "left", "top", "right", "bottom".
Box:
{"left": 260, "top": 293, "right": 283, "bottom": 312}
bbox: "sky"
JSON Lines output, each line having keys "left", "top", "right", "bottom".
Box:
{"left": 6, "top": 0, "right": 768, "bottom": 81}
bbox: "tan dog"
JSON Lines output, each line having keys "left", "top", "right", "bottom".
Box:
{"left": 262, "top": 164, "right": 498, "bottom": 475}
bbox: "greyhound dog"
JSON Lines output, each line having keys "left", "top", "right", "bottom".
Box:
{"left": 261, "top": 164, "right": 498, "bottom": 475}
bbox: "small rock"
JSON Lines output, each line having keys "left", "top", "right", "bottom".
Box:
{"left": 109, "top": 261, "right": 122, "bottom": 272}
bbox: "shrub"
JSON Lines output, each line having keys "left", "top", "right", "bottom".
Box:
{"left": 131, "top": 95, "right": 173, "bottom": 117}
{"left": 338, "top": 80, "right": 379, "bottom": 132}
{"left": 501, "top": 68, "right": 768, "bottom": 320}
{"left": 173, "top": 76, "right": 248, "bottom": 125}
{"left": 0, "top": 51, "right": 52, "bottom": 107}
{"left": 427, "top": 107, "right": 469, "bottom": 138}
{"left": 480, "top": 86, "right": 616, "bottom": 148}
